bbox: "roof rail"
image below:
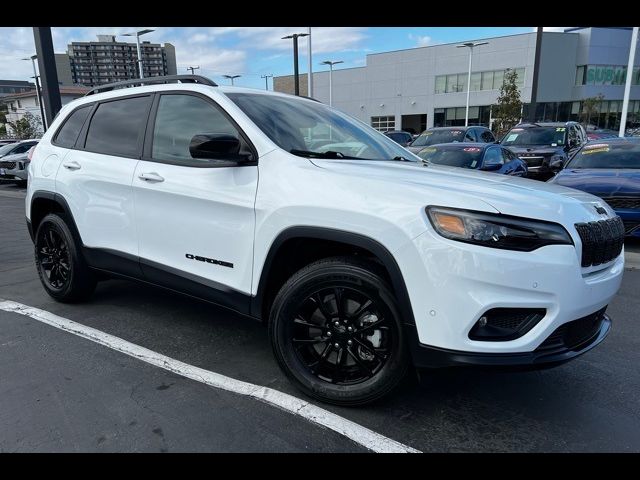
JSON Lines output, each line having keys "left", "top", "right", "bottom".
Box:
{"left": 85, "top": 75, "right": 217, "bottom": 96}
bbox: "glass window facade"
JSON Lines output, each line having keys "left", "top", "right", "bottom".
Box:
{"left": 371, "top": 116, "right": 396, "bottom": 131}
{"left": 435, "top": 68, "right": 525, "bottom": 94}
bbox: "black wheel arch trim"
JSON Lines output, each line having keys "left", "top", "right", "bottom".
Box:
{"left": 29, "top": 190, "right": 84, "bottom": 246}
{"left": 252, "top": 226, "right": 416, "bottom": 327}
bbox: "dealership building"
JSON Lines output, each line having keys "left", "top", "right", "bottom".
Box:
{"left": 274, "top": 27, "right": 640, "bottom": 133}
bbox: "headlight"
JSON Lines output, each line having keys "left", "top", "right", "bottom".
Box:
{"left": 426, "top": 206, "right": 573, "bottom": 251}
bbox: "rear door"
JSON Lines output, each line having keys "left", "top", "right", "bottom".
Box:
{"left": 55, "top": 94, "right": 152, "bottom": 265}
{"left": 133, "top": 92, "right": 258, "bottom": 303}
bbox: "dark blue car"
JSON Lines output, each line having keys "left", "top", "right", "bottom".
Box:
{"left": 549, "top": 138, "right": 640, "bottom": 237}
{"left": 416, "top": 143, "right": 528, "bottom": 176}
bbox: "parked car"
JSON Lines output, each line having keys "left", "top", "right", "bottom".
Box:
{"left": 587, "top": 129, "right": 618, "bottom": 141}
{"left": 0, "top": 144, "right": 37, "bottom": 185}
{"left": 0, "top": 139, "right": 38, "bottom": 159}
{"left": 26, "top": 75, "right": 624, "bottom": 405}
{"left": 0, "top": 139, "right": 19, "bottom": 146}
{"left": 416, "top": 143, "right": 528, "bottom": 177}
{"left": 548, "top": 138, "right": 640, "bottom": 237}
{"left": 407, "top": 126, "right": 496, "bottom": 154}
{"left": 500, "top": 122, "right": 587, "bottom": 181}
{"left": 384, "top": 130, "right": 414, "bottom": 147}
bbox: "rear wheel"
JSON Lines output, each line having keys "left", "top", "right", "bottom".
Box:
{"left": 269, "top": 256, "right": 409, "bottom": 406}
{"left": 34, "top": 213, "right": 96, "bottom": 302}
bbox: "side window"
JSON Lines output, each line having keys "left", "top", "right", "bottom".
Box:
{"left": 567, "top": 125, "right": 579, "bottom": 146}
{"left": 480, "top": 129, "right": 496, "bottom": 143}
{"left": 54, "top": 105, "right": 91, "bottom": 148}
{"left": 464, "top": 129, "right": 477, "bottom": 142}
{"left": 483, "top": 147, "right": 504, "bottom": 165}
{"left": 501, "top": 147, "right": 515, "bottom": 162}
{"left": 85, "top": 96, "right": 151, "bottom": 157}
{"left": 152, "top": 94, "right": 240, "bottom": 164}
{"left": 576, "top": 125, "right": 586, "bottom": 144}
{"left": 13, "top": 144, "right": 33, "bottom": 154}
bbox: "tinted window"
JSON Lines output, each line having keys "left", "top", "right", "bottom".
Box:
{"left": 55, "top": 105, "right": 91, "bottom": 148}
{"left": 464, "top": 130, "right": 476, "bottom": 142}
{"left": 417, "top": 145, "right": 484, "bottom": 169}
{"left": 85, "top": 96, "right": 151, "bottom": 157}
{"left": 483, "top": 147, "right": 504, "bottom": 165}
{"left": 480, "top": 130, "right": 495, "bottom": 142}
{"left": 152, "top": 94, "right": 239, "bottom": 163}
{"left": 567, "top": 141, "right": 640, "bottom": 169}
{"left": 10, "top": 143, "right": 35, "bottom": 155}
{"left": 0, "top": 143, "right": 17, "bottom": 156}
{"left": 411, "top": 129, "right": 466, "bottom": 147}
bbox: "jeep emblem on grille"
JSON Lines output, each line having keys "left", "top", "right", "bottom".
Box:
{"left": 594, "top": 205, "right": 607, "bottom": 215}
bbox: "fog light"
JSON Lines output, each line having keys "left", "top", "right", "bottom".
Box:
{"left": 469, "top": 308, "right": 546, "bottom": 342}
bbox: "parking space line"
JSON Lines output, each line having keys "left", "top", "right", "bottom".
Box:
{"left": 0, "top": 299, "right": 420, "bottom": 453}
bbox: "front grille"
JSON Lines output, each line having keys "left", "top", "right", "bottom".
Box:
{"left": 536, "top": 307, "right": 607, "bottom": 352}
{"left": 574, "top": 216, "right": 625, "bottom": 267}
{"left": 0, "top": 161, "right": 16, "bottom": 169}
{"left": 623, "top": 221, "right": 640, "bottom": 235}
{"left": 519, "top": 156, "right": 545, "bottom": 168}
{"left": 602, "top": 197, "right": 640, "bottom": 210}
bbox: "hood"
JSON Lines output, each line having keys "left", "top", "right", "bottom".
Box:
{"left": 551, "top": 168, "right": 640, "bottom": 197}
{"left": 310, "top": 159, "right": 615, "bottom": 226}
{"left": 507, "top": 146, "right": 564, "bottom": 156}
{"left": 0, "top": 152, "right": 29, "bottom": 162}
{"left": 406, "top": 145, "right": 424, "bottom": 154}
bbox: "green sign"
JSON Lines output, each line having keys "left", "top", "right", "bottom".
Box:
{"left": 586, "top": 65, "right": 628, "bottom": 86}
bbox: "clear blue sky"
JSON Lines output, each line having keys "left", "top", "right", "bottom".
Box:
{"left": 0, "top": 27, "right": 540, "bottom": 89}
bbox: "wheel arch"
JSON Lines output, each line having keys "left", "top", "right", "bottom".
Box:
{"left": 252, "top": 226, "right": 416, "bottom": 328}
{"left": 29, "top": 191, "right": 83, "bottom": 246}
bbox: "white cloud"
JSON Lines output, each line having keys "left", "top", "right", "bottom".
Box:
{"left": 409, "top": 34, "right": 432, "bottom": 47}
{"left": 531, "top": 27, "right": 573, "bottom": 32}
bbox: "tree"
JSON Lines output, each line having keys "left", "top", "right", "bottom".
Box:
{"left": 0, "top": 124, "right": 6, "bottom": 136}
{"left": 491, "top": 69, "right": 523, "bottom": 138}
{"left": 581, "top": 93, "right": 604, "bottom": 127}
{"left": 6, "top": 111, "right": 42, "bottom": 139}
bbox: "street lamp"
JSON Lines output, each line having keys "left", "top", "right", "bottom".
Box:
{"left": 223, "top": 74, "right": 241, "bottom": 86}
{"left": 320, "top": 60, "right": 343, "bottom": 106}
{"left": 21, "top": 55, "right": 47, "bottom": 131}
{"left": 282, "top": 32, "right": 309, "bottom": 96}
{"left": 457, "top": 41, "right": 488, "bottom": 126}
{"left": 261, "top": 74, "right": 273, "bottom": 91}
{"left": 123, "top": 29, "right": 155, "bottom": 79}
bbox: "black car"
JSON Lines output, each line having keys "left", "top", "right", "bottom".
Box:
{"left": 407, "top": 126, "right": 496, "bottom": 154}
{"left": 384, "top": 130, "right": 414, "bottom": 147}
{"left": 416, "top": 143, "right": 528, "bottom": 177}
{"left": 500, "top": 122, "right": 587, "bottom": 181}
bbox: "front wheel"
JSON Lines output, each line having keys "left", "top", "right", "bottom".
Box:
{"left": 269, "top": 257, "right": 409, "bottom": 406}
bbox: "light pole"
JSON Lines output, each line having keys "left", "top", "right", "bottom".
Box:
{"left": 620, "top": 27, "right": 639, "bottom": 137}
{"left": 22, "top": 55, "right": 47, "bottom": 131}
{"left": 123, "top": 29, "right": 155, "bottom": 79}
{"left": 187, "top": 66, "right": 200, "bottom": 75}
{"left": 457, "top": 41, "right": 488, "bottom": 126}
{"left": 261, "top": 74, "right": 273, "bottom": 90}
{"left": 321, "top": 60, "right": 343, "bottom": 106}
{"left": 223, "top": 74, "right": 241, "bottom": 86}
{"left": 282, "top": 32, "right": 309, "bottom": 96}
{"left": 307, "top": 27, "right": 313, "bottom": 97}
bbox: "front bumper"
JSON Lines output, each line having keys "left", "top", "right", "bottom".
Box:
{"left": 394, "top": 227, "right": 623, "bottom": 356}
{"left": 406, "top": 311, "right": 611, "bottom": 369}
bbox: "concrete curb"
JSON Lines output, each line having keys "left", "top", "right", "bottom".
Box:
{"left": 625, "top": 251, "right": 640, "bottom": 271}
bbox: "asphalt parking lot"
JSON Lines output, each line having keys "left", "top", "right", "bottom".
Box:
{"left": 1, "top": 180, "right": 639, "bottom": 452}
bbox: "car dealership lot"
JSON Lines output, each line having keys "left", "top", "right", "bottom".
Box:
{"left": 1, "top": 181, "right": 640, "bottom": 452}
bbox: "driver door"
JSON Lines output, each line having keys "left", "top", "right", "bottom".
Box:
{"left": 133, "top": 92, "right": 258, "bottom": 301}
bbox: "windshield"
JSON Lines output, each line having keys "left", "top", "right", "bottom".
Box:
{"left": 567, "top": 141, "right": 640, "bottom": 169}
{"left": 0, "top": 143, "right": 17, "bottom": 156}
{"left": 411, "top": 129, "right": 465, "bottom": 147}
{"left": 501, "top": 127, "right": 566, "bottom": 147}
{"left": 226, "top": 92, "right": 418, "bottom": 161}
{"left": 417, "top": 146, "right": 483, "bottom": 169}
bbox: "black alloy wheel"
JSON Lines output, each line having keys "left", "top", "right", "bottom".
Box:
{"left": 37, "top": 226, "right": 71, "bottom": 291}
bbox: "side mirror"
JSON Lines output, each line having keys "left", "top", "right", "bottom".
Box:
{"left": 189, "top": 133, "right": 252, "bottom": 162}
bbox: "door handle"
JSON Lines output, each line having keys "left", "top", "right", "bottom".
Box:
{"left": 138, "top": 172, "right": 165, "bottom": 183}
{"left": 62, "top": 161, "right": 81, "bottom": 171}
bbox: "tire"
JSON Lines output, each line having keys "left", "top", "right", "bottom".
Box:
{"left": 269, "top": 256, "right": 409, "bottom": 406}
{"left": 34, "top": 213, "right": 96, "bottom": 303}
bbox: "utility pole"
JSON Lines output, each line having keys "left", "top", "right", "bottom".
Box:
{"left": 261, "top": 74, "right": 273, "bottom": 91}
{"left": 187, "top": 66, "right": 200, "bottom": 75}
{"left": 321, "top": 60, "right": 343, "bottom": 106}
{"left": 32, "top": 27, "right": 61, "bottom": 127}
{"left": 22, "top": 56, "right": 47, "bottom": 131}
{"left": 529, "top": 27, "right": 544, "bottom": 122}
{"left": 457, "top": 41, "right": 488, "bottom": 127}
{"left": 223, "top": 74, "right": 241, "bottom": 86}
{"left": 123, "top": 29, "right": 155, "bottom": 79}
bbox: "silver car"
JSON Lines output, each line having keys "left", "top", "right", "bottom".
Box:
{"left": 0, "top": 143, "right": 37, "bottom": 184}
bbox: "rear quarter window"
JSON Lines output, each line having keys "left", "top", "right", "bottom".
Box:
{"left": 53, "top": 105, "right": 92, "bottom": 148}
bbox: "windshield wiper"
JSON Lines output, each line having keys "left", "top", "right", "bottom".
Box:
{"left": 290, "top": 149, "right": 361, "bottom": 160}
{"left": 393, "top": 155, "right": 413, "bottom": 162}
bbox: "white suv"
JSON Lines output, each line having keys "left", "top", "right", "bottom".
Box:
{"left": 26, "top": 75, "right": 625, "bottom": 405}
